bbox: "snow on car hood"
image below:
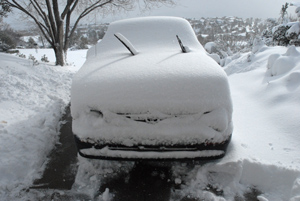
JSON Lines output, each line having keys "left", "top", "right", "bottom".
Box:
{"left": 72, "top": 50, "right": 232, "bottom": 113}
{"left": 71, "top": 17, "right": 232, "bottom": 117}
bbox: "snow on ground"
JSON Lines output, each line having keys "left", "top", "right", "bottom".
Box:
{"left": 0, "top": 49, "right": 86, "bottom": 199}
{"left": 0, "top": 44, "right": 300, "bottom": 200}
{"left": 220, "top": 45, "right": 300, "bottom": 200}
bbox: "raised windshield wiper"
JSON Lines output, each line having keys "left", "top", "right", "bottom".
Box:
{"left": 176, "top": 35, "right": 189, "bottom": 53}
{"left": 114, "top": 33, "right": 138, "bottom": 55}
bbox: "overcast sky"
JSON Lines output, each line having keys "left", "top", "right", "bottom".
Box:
{"left": 4, "top": 0, "right": 300, "bottom": 29}
{"left": 140, "top": 0, "right": 294, "bottom": 18}
{"left": 99, "top": 0, "right": 298, "bottom": 22}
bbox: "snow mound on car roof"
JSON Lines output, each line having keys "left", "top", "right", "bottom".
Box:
{"left": 87, "top": 16, "right": 205, "bottom": 59}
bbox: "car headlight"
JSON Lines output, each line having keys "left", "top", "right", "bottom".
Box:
{"left": 90, "top": 109, "right": 103, "bottom": 118}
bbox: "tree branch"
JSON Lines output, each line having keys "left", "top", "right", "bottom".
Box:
{"left": 61, "top": 0, "right": 75, "bottom": 19}
{"left": 45, "top": 0, "right": 57, "bottom": 41}
{"left": 69, "top": 0, "right": 112, "bottom": 42}
{"left": 29, "top": 0, "right": 46, "bottom": 22}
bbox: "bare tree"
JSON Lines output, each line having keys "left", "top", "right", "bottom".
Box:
{"left": 0, "top": 0, "right": 11, "bottom": 17}
{"left": 279, "top": 2, "right": 289, "bottom": 24}
{"left": 2, "top": 0, "right": 174, "bottom": 66}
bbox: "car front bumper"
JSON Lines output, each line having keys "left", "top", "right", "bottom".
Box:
{"left": 73, "top": 134, "right": 232, "bottom": 160}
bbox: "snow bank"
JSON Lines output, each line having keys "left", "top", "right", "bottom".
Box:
{"left": 0, "top": 50, "right": 85, "bottom": 198}
{"left": 221, "top": 45, "right": 300, "bottom": 200}
{"left": 267, "top": 45, "right": 300, "bottom": 76}
{"left": 171, "top": 159, "right": 300, "bottom": 201}
{"left": 16, "top": 48, "right": 87, "bottom": 68}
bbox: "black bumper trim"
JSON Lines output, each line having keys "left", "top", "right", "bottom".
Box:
{"left": 73, "top": 135, "right": 232, "bottom": 161}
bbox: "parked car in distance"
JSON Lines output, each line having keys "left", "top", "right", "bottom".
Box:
{"left": 71, "top": 16, "right": 233, "bottom": 160}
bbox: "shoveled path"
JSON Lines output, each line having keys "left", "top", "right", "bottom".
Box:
{"left": 32, "top": 105, "right": 78, "bottom": 190}
{"left": 29, "top": 105, "right": 260, "bottom": 201}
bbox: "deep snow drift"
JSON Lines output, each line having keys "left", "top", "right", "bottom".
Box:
{"left": 0, "top": 44, "right": 299, "bottom": 200}
{"left": 0, "top": 49, "right": 85, "bottom": 198}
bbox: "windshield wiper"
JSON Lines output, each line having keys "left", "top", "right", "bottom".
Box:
{"left": 176, "top": 35, "right": 189, "bottom": 53}
{"left": 114, "top": 33, "right": 138, "bottom": 55}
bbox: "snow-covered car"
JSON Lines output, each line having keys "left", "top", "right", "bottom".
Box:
{"left": 71, "top": 16, "right": 233, "bottom": 160}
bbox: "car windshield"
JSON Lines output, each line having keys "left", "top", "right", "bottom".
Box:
{"left": 95, "top": 16, "right": 204, "bottom": 54}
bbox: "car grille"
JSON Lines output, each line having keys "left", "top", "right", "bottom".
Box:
{"left": 116, "top": 112, "right": 170, "bottom": 124}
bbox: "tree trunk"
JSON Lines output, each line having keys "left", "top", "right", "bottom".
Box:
{"left": 54, "top": 19, "right": 66, "bottom": 66}
{"left": 54, "top": 47, "right": 65, "bottom": 66}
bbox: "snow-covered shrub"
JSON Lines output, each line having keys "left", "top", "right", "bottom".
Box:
{"left": 0, "top": 41, "right": 10, "bottom": 52}
{"left": 267, "top": 53, "right": 280, "bottom": 69}
{"left": 286, "top": 22, "right": 300, "bottom": 46}
{"left": 28, "top": 54, "right": 39, "bottom": 66}
{"left": 78, "top": 36, "right": 89, "bottom": 49}
{"left": 247, "top": 53, "right": 254, "bottom": 62}
{"left": 266, "top": 45, "right": 300, "bottom": 76}
{"left": 41, "top": 54, "right": 49, "bottom": 63}
{"left": 17, "top": 53, "right": 26, "bottom": 58}
{"left": 252, "top": 36, "right": 265, "bottom": 53}
{"left": 204, "top": 41, "right": 230, "bottom": 64}
{"left": 204, "top": 42, "right": 217, "bottom": 54}
{"left": 262, "top": 18, "right": 278, "bottom": 45}
{"left": 27, "top": 37, "right": 37, "bottom": 48}
{"left": 271, "top": 5, "right": 300, "bottom": 46}
{"left": 286, "top": 22, "right": 300, "bottom": 39}
{"left": 272, "top": 24, "right": 291, "bottom": 46}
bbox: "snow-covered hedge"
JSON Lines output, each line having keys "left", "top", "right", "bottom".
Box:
{"left": 272, "top": 22, "right": 300, "bottom": 46}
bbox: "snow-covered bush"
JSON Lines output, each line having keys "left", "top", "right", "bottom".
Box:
{"left": 272, "top": 24, "right": 291, "bottom": 46}
{"left": 252, "top": 36, "right": 266, "bottom": 53}
{"left": 0, "top": 41, "right": 10, "bottom": 52}
{"left": 17, "top": 53, "right": 26, "bottom": 58}
{"left": 262, "top": 18, "right": 278, "bottom": 45}
{"left": 286, "top": 22, "right": 300, "bottom": 38}
{"left": 266, "top": 45, "right": 300, "bottom": 76}
{"left": 27, "top": 37, "right": 37, "bottom": 48}
{"left": 204, "top": 41, "right": 231, "bottom": 63}
{"left": 204, "top": 42, "right": 217, "bottom": 54}
{"left": 41, "top": 54, "right": 49, "bottom": 63}
{"left": 28, "top": 54, "right": 39, "bottom": 66}
{"left": 286, "top": 22, "right": 300, "bottom": 46}
{"left": 270, "top": 5, "right": 300, "bottom": 46}
{"left": 272, "top": 22, "right": 300, "bottom": 46}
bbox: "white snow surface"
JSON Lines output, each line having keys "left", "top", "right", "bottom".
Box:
{"left": 0, "top": 49, "right": 85, "bottom": 199}
{"left": 0, "top": 37, "right": 300, "bottom": 200}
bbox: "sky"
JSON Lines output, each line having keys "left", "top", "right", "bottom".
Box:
{"left": 3, "top": 0, "right": 300, "bottom": 30}
{"left": 140, "top": 0, "right": 295, "bottom": 19}
{"left": 97, "top": 0, "right": 298, "bottom": 22}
